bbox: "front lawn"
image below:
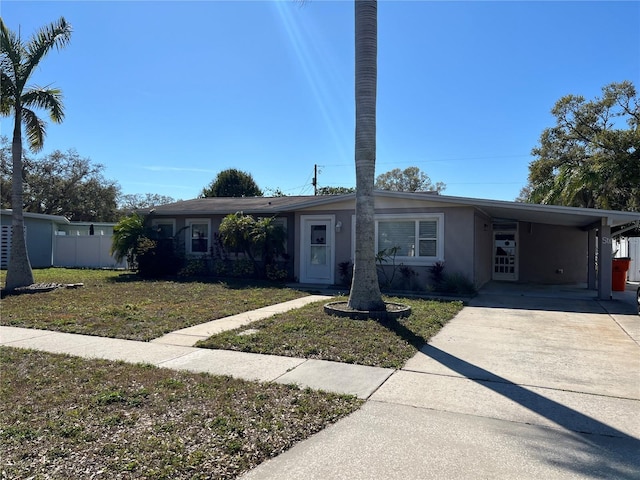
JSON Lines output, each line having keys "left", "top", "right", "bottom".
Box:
{"left": 197, "top": 296, "right": 464, "bottom": 368}
{"left": 0, "top": 269, "right": 307, "bottom": 341}
{"left": 0, "top": 347, "right": 363, "bottom": 479}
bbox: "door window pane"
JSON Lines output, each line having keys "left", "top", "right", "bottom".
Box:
{"left": 311, "top": 225, "right": 326, "bottom": 245}
{"left": 310, "top": 246, "right": 327, "bottom": 265}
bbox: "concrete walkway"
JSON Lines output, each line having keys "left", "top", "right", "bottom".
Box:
{"left": 152, "top": 295, "right": 334, "bottom": 346}
{"left": 2, "top": 286, "right": 639, "bottom": 479}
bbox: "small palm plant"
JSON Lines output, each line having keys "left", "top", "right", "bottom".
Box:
{"left": 111, "top": 213, "right": 146, "bottom": 268}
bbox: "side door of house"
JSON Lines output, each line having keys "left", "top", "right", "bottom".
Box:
{"left": 493, "top": 229, "right": 518, "bottom": 281}
{"left": 300, "top": 216, "right": 335, "bottom": 284}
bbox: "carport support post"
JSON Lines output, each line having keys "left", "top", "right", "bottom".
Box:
{"left": 597, "top": 219, "right": 612, "bottom": 300}
{"left": 587, "top": 228, "right": 596, "bottom": 290}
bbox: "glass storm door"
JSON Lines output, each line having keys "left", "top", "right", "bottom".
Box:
{"left": 301, "top": 217, "right": 333, "bottom": 284}
{"left": 493, "top": 232, "right": 518, "bottom": 281}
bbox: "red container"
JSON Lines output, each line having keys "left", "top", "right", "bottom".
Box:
{"left": 612, "top": 257, "right": 631, "bottom": 291}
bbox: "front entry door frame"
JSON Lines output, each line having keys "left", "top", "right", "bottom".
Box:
{"left": 300, "top": 215, "right": 335, "bottom": 284}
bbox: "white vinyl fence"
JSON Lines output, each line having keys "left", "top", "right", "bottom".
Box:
{"left": 54, "top": 234, "right": 126, "bottom": 269}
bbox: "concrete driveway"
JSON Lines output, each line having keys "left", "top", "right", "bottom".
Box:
{"left": 242, "top": 284, "right": 640, "bottom": 479}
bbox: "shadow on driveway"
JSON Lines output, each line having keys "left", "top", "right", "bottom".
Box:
{"left": 382, "top": 314, "right": 640, "bottom": 478}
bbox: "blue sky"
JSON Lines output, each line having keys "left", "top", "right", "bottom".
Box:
{"left": 2, "top": 0, "right": 638, "bottom": 202}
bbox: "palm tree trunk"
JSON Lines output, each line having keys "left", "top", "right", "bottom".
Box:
{"left": 5, "top": 106, "right": 35, "bottom": 290}
{"left": 348, "top": 0, "right": 384, "bottom": 311}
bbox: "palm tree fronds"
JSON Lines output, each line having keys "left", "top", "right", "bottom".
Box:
{"left": 21, "top": 107, "right": 46, "bottom": 152}
{"left": 0, "top": 72, "right": 16, "bottom": 115}
{"left": 111, "top": 214, "right": 146, "bottom": 263}
{"left": 21, "top": 87, "right": 64, "bottom": 122}
{"left": 23, "top": 17, "right": 72, "bottom": 86}
{"left": 0, "top": 18, "right": 25, "bottom": 83}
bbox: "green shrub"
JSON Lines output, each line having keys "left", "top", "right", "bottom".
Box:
{"left": 440, "top": 272, "right": 476, "bottom": 295}
{"left": 178, "top": 256, "right": 211, "bottom": 277}
{"left": 137, "top": 237, "right": 183, "bottom": 278}
{"left": 338, "top": 261, "right": 353, "bottom": 286}
{"left": 219, "top": 213, "right": 287, "bottom": 279}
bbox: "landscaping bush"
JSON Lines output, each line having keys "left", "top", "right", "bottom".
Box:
{"left": 137, "top": 237, "right": 183, "bottom": 278}
{"left": 219, "top": 213, "right": 289, "bottom": 280}
{"left": 338, "top": 261, "right": 353, "bottom": 286}
{"left": 439, "top": 272, "right": 477, "bottom": 295}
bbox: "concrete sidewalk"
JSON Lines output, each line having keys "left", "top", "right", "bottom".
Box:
{"left": 0, "top": 293, "right": 393, "bottom": 399}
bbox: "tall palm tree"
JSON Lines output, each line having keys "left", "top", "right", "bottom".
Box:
{"left": 348, "top": 0, "right": 385, "bottom": 311}
{"left": 0, "top": 17, "right": 72, "bottom": 289}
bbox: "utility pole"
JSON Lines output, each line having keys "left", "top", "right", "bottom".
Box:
{"left": 312, "top": 164, "right": 317, "bottom": 195}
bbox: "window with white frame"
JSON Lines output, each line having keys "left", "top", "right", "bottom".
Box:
{"left": 187, "top": 219, "right": 210, "bottom": 254}
{"left": 352, "top": 214, "right": 444, "bottom": 264}
{"left": 151, "top": 219, "right": 175, "bottom": 239}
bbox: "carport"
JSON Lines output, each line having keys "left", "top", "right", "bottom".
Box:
{"left": 434, "top": 197, "right": 640, "bottom": 300}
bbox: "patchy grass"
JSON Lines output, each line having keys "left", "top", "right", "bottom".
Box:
{"left": 197, "top": 296, "right": 464, "bottom": 369}
{"left": 0, "top": 347, "right": 363, "bottom": 479}
{"left": 0, "top": 269, "right": 307, "bottom": 341}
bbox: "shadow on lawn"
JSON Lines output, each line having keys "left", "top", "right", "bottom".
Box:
{"left": 381, "top": 317, "right": 640, "bottom": 479}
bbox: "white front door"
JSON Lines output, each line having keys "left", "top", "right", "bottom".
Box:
{"left": 493, "top": 231, "right": 518, "bottom": 281}
{"left": 300, "top": 216, "right": 334, "bottom": 284}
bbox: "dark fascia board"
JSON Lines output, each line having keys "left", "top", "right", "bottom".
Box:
{"left": 138, "top": 191, "right": 640, "bottom": 229}
{"left": 139, "top": 194, "right": 357, "bottom": 216}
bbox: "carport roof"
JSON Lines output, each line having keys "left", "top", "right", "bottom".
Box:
{"left": 381, "top": 192, "right": 640, "bottom": 230}
{"left": 143, "top": 192, "right": 640, "bottom": 232}
{"left": 0, "top": 209, "right": 70, "bottom": 225}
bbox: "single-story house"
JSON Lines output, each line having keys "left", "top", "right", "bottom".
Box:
{"left": 141, "top": 191, "right": 640, "bottom": 300}
{"left": 0, "top": 210, "right": 124, "bottom": 269}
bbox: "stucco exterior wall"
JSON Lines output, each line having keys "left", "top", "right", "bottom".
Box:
{"left": 441, "top": 207, "right": 475, "bottom": 284}
{"left": 473, "top": 212, "right": 493, "bottom": 288}
{"left": 518, "top": 222, "right": 588, "bottom": 284}
{"left": 295, "top": 205, "right": 478, "bottom": 289}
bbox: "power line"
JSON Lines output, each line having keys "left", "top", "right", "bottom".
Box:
{"left": 319, "top": 153, "right": 531, "bottom": 168}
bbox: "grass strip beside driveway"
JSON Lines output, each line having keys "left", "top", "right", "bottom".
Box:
{"left": 197, "top": 296, "right": 464, "bottom": 369}
{"left": 0, "top": 347, "right": 363, "bottom": 480}
{"left": 0, "top": 269, "right": 307, "bottom": 341}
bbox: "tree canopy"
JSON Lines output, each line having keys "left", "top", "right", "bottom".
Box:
{"left": 317, "top": 186, "right": 355, "bottom": 195}
{"left": 118, "top": 193, "right": 177, "bottom": 214}
{"left": 375, "top": 166, "right": 446, "bottom": 193}
{"left": 0, "top": 141, "right": 120, "bottom": 221}
{"left": 201, "top": 169, "right": 263, "bottom": 198}
{"left": 520, "top": 81, "right": 639, "bottom": 211}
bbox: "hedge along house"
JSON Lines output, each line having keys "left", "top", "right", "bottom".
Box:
{"left": 141, "top": 191, "right": 640, "bottom": 300}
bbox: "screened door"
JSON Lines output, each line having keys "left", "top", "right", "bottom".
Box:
{"left": 493, "top": 232, "right": 518, "bottom": 281}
